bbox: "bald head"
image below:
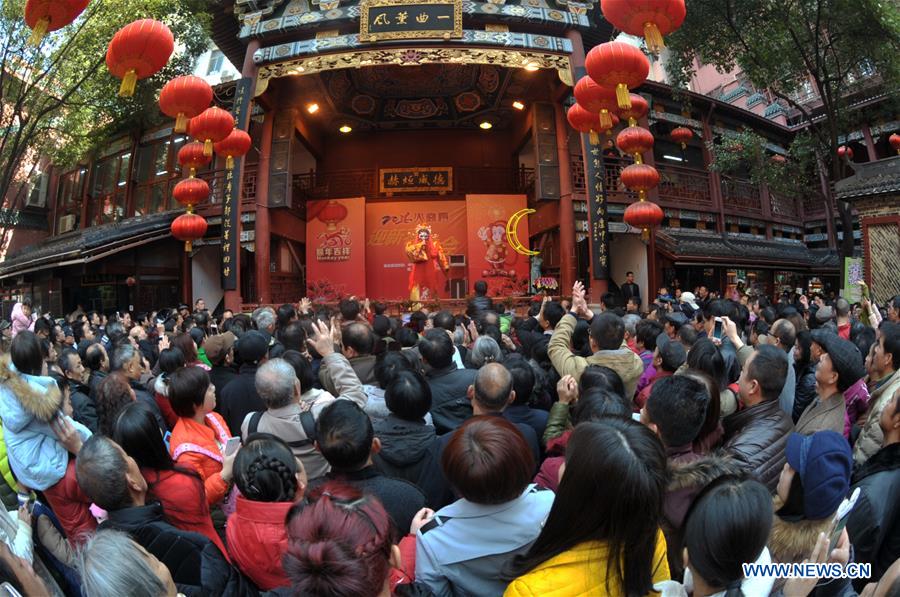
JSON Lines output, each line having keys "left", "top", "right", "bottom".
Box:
{"left": 473, "top": 362, "right": 514, "bottom": 412}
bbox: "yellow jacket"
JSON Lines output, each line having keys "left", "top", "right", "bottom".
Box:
{"left": 504, "top": 531, "right": 670, "bottom": 597}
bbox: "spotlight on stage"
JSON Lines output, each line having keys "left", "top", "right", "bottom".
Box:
{"left": 339, "top": 124, "right": 352, "bottom": 133}
{"left": 512, "top": 100, "right": 525, "bottom": 110}
{"left": 479, "top": 121, "right": 493, "bottom": 130}
{"left": 307, "top": 103, "right": 319, "bottom": 114}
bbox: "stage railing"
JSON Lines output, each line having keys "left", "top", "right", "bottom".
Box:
{"left": 293, "top": 166, "right": 534, "bottom": 199}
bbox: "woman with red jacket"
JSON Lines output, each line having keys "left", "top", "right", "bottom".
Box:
{"left": 166, "top": 367, "right": 235, "bottom": 507}
{"left": 227, "top": 433, "right": 306, "bottom": 589}
{"left": 112, "top": 400, "right": 227, "bottom": 558}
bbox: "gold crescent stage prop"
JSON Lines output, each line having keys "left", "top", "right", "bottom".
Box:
{"left": 506, "top": 208, "right": 539, "bottom": 256}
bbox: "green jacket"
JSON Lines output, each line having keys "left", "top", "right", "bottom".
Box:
{"left": 548, "top": 314, "right": 645, "bottom": 401}
{"left": 0, "top": 422, "right": 21, "bottom": 509}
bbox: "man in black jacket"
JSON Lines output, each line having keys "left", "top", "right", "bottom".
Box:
{"left": 58, "top": 348, "right": 98, "bottom": 433}
{"left": 218, "top": 330, "right": 270, "bottom": 435}
{"left": 75, "top": 435, "right": 258, "bottom": 596}
{"left": 420, "top": 329, "right": 474, "bottom": 434}
{"left": 110, "top": 342, "right": 167, "bottom": 433}
{"left": 466, "top": 280, "right": 495, "bottom": 318}
{"left": 83, "top": 341, "right": 109, "bottom": 402}
{"left": 721, "top": 343, "right": 792, "bottom": 491}
{"left": 315, "top": 400, "right": 426, "bottom": 534}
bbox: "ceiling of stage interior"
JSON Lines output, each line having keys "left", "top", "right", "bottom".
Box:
{"left": 273, "top": 64, "right": 558, "bottom": 132}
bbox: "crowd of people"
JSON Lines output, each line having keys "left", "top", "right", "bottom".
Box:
{"left": 0, "top": 281, "right": 897, "bottom": 596}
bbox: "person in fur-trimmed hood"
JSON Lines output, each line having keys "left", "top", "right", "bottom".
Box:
{"left": 769, "top": 431, "right": 854, "bottom": 596}
{"left": 0, "top": 333, "right": 91, "bottom": 492}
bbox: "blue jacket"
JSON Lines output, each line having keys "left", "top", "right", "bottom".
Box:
{"left": 416, "top": 484, "right": 554, "bottom": 597}
{"left": 0, "top": 356, "right": 91, "bottom": 490}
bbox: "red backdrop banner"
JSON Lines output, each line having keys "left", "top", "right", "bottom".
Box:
{"left": 365, "top": 200, "right": 467, "bottom": 300}
{"left": 306, "top": 197, "right": 367, "bottom": 300}
{"left": 465, "top": 194, "right": 531, "bottom": 297}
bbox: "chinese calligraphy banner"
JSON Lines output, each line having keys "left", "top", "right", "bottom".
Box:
{"left": 221, "top": 76, "right": 254, "bottom": 291}
{"left": 365, "top": 200, "right": 466, "bottom": 300}
{"left": 380, "top": 167, "right": 453, "bottom": 194}
{"left": 465, "top": 195, "right": 532, "bottom": 296}
{"left": 360, "top": 0, "right": 462, "bottom": 41}
{"left": 306, "top": 197, "right": 367, "bottom": 301}
{"left": 580, "top": 135, "right": 610, "bottom": 280}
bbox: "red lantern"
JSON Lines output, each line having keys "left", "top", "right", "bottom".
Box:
{"left": 177, "top": 142, "right": 211, "bottom": 177}
{"left": 567, "top": 104, "right": 603, "bottom": 145}
{"left": 574, "top": 77, "right": 619, "bottom": 129}
{"left": 214, "top": 128, "right": 252, "bottom": 169}
{"left": 171, "top": 213, "right": 207, "bottom": 252}
{"left": 585, "top": 42, "right": 650, "bottom": 110}
{"left": 24, "top": 0, "right": 89, "bottom": 45}
{"left": 318, "top": 201, "right": 348, "bottom": 231}
{"left": 624, "top": 199, "right": 664, "bottom": 239}
{"left": 173, "top": 178, "right": 210, "bottom": 209}
{"left": 106, "top": 19, "right": 174, "bottom": 98}
{"left": 600, "top": 0, "right": 686, "bottom": 53}
{"left": 619, "top": 94, "right": 649, "bottom": 126}
{"left": 616, "top": 126, "right": 654, "bottom": 162}
{"left": 159, "top": 76, "right": 213, "bottom": 134}
{"left": 770, "top": 154, "right": 787, "bottom": 165}
{"left": 620, "top": 163, "right": 660, "bottom": 199}
{"left": 189, "top": 107, "right": 234, "bottom": 157}
{"left": 670, "top": 126, "right": 694, "bottom": 149}
{"left": 889, "top": 133, "right": 900, "bottom": 155}
{"left": 837, "top": 146, "right": 854, "bottom": 160}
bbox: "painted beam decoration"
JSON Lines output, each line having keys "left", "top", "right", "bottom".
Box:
{"left": 360, "top": 0, "right": 462, "bottom": 41}
{"left": 380, "top": 167, "right": 453, "bottom": 194}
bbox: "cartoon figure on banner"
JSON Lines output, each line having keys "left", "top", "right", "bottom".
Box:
{"left": 477, "top": 221, "right": 516, "bottom": 278}
{"left": 405, "top": 223, "right": 449, "bottom": 302}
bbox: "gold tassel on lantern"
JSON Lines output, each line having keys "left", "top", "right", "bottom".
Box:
{"left": 599, "top": 110, "right": 612, "bottom": 129}
{"left": 28, "top": 17, "right": 50, "bottom": 45}
{"left": 119, "top": 69, "right": 138, "bottom": 97}
{"left": 634, "top": 153, "right": 643, "bottom": 165}
{"left": 589, "top": 131, "right": 599, "bottom": 145}
{"left": 226, "top": 156, "right": 235, "bottom": 169}
{"left": 184, "top": 240, "right": 193, "bottom": 252}
{"left": 203, "top": 140, "right": 214, "bottom": 156}
{"left": 174, "top": 113, "right": 189, "bottom": 133}
{"left": 641, "top": 227, "right": 650, "bottom": 241}
{"left": 643, "top": 22, "right": 665, "bottom": 54}
{"left": 616, "top": 84, "right": 632, "bottom": 110}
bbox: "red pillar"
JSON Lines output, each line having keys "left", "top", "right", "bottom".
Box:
{"left": 554, "top": 102, "right": 576, "bottom": 293}
{"left": 254, "top": 109, "right": 275, "bottom": 306}
{"left": 566, "top": 29, "right": 607, "bottom": 300}
{"left": 224, "top": 40, "right": 260, "bottom": 312}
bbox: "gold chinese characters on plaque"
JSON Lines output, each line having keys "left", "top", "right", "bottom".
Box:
{"left": 360, "top": 0, "right": 462, "bottom": 42}
{"left": 380, "top": 167, "right": 453, "bottom": 194}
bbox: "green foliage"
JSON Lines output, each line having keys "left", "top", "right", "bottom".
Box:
{"left": 708, "top": 129, "right": 817, "bottom": 198}
{"left": 0, "top": 0, "right": 211, "bottom": 203}
{"left": 664, "top": 0, "right": 900, "bottom": 257}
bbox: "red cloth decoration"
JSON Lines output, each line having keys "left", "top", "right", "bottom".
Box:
{"left": 24, "top": 0, "right": 89, "bottom": 44}
{"left": 106, "top": 19, "right": 174, "bottom": 97}
{"left": 600, "top": 0, "right": 686, "bottom": 53}
{"left": 159, "top": 76, "right": 213, "bottom": 133}
{"left": 177, "top": 142, "right": 211, "bottom": 177}
{"left": 189, "top": 107, "right": 235, "bottom": 157}
{"left": 173, "top": 178, "right": 210, "bottom": 209}
{"left": 585, "top": 42, "right": 650, "bottom": 110}
{"left": 670, "top": 126, "right": 694, "bottom": 149}
{"left": 213, "top": 128, "right": 252, "bottom": 169}
{"left": 172, "top": 213, "right": 208, "bottom": 252}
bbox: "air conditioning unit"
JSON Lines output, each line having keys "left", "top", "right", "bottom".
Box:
{"left": 58, "top": 214, "right": 76, "bottom": 234}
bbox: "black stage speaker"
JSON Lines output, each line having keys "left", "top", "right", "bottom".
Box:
{"left": 532, "top": 102, "right": 560, "bottom": 200}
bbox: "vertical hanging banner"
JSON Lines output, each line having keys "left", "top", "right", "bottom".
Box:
{"left": 581, "top": 137, "right": 610, "bottom": 280}
{"left": 221, "top": 76, "right": 254, "bottom": 291}
{"left": 306, "top": 197, "right": 367, "bottom": 300}
{"left": 465, "top": 194, "right": 532, "bottom": 296}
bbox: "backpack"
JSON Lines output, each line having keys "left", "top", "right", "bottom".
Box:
{"left": 247, "top": 409, "right": 317, "bottom": 448}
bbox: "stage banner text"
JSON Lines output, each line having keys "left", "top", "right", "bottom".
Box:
{"left": 306, "top": 197, "right": 367, "bottom": 300}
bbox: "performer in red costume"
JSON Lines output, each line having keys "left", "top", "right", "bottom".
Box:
{"left": 405, "top": 223, "right": 449, "bottom": 302}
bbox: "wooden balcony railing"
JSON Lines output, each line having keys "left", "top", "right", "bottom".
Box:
{"left": 769, "top": 191, "right": 799, "bottom": 219}
{"left": 132, "top": 164, "right": 258, "bottom": 217}
{"left": 293, "top": 166, "right": 533, "bottom": 200}
{"left": 657, "top": 162, "right": 711, "bottom": 206}
{"left": 721, "top": 175, "right": 762, "bottom": 213}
